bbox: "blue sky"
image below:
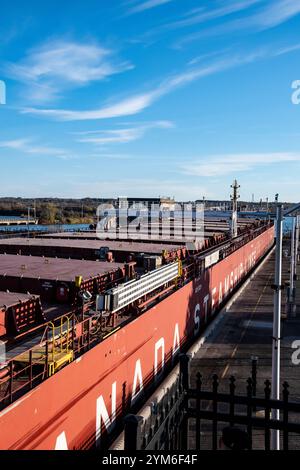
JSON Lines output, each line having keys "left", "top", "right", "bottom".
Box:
{"left": 1, "top": 0, "right": 300, "bottom": 201}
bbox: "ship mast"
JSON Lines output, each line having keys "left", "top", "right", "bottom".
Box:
{"left": 230, "top": 179, "right": 240, "bottom": 238}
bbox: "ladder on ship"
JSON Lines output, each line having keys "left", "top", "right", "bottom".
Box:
{"left": 13, "top": 315, "right": 74, "bottom": 377}
{"left": 47, "top": 316, "right": 74, "bottom": 376}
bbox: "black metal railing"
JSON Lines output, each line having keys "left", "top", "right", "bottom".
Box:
{"left": 123, "top": 354, "right": 300, "bottom": 451}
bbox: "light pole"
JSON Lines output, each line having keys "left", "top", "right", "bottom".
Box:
{"left": 295, "top": 215, "right": 300, "bottom": 277}
{"left": 27, "top": 206, "right": 30, "bottom": 238}
{"left": 230, "top": 179, "right": 240, "bottom": 238}
{"left": 271, "top": 203, "right": 283, "bottom": 450}
{"left": 289, "top": 217, "right": 296, "bottom": 303}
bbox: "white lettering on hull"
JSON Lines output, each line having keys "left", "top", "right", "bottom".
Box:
{"left": 203, "top": 294, "right": 209, "bottom": 323}
{"left": 194, "top": 304, "right": 200, "bottom": 335}
{"left": 230, "top": 271, "right": 234, "bottom": 289}
{"left": 211, "top": 287, "right": 217, "bottom": 313}
{"left": 53, "top": 244, "right": 267, "bottom": 449}
{"left": 154, "top": 337, "right": 165, "bottom": 378}
{"left": 55, "top": 432, "right": 68, "bottom": 450}
{"left": 131, "top": 359, "right": 143, "bottom": 403}
{"left": 95, "top": 381, "right": 116, "bottom": 447}
{"left": 218, "top": 282, "right": 223, "bottom": 305}
{"left": 224, "top": 275, "right": 229, "bottom": 295}
{"left": 172, "top": 323, "right": 180, "bottom": 356}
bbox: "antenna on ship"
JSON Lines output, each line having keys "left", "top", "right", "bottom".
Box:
{"left": 230, "top": 179, "right": 240, "bottom": 238}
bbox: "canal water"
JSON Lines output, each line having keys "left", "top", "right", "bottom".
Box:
{"left": 0, "top": 221, "right": 90, "bottom": 233}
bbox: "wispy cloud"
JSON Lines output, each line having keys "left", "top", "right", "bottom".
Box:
{"left": 0, "top": 138, "right": 71, "bottom": 158}
{"left": 139, "top": 0, "right": 261, "bottom": 44}
{"left": 162, "top": 0, "right": 260, "bottom": 30}
{"left": 126, "top": 0, "right": 173, "bottom": 15}
{"left": 21, "top": 51, "right": 264, "bottom": 121}
{"left": 6, "top": 39, "right": 134, "bottom": 103}
{"left": 188, "top": 49, "right": 232, "bottom": 66}
{"left": 274, "top": 43, "right": 300, "bottom": 56}
{"left": 255, "top": 0, "right": 300, "bottom": 28}
{"left": 90, "top": 153, "right": 134, "bottom": 159}
{"left": 176, "top": 0, "right": 300, "bottom": 48}
{"left": 180, "top": 153, "right": 300, "bottom": 177}
{"left": 76, "top": 121, "right": 173, "bottom": 144}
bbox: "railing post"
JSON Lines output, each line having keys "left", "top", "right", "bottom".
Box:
{"left": 229, "top": 376, "right": 236, "bottom": 426}
{"left": 9, "top": 360, "right": 13, "bottom": 404}
{"left": 264, "top": 379, "right": 271, "bottom": 450}
{"left": 271, "top": 203, "right": 283, "bottom": 450}
{"left": 179, "top": 353, "right": 190, "bottom": 393}
{"left": 29, "top": 350, "right": 33, "bottom": 389}
{"left": 87, "top": 317, "right": 91, "bottom": 349}
{"left": 45, "top": 328, "right": 49, "bottom": 379}
{"left": 196, "top": 372, "right": 202, "bottom": 450}
{"left": 282, "top": 382, "right": 289, "bottom": 451}
{"left": 72, "top": 314, "right": 75, "bottom": 352}
{"left": 124, "top": 414, "right": 144, "bottom": 451}
{"left": 212, "top": 374, "right": 219, "bottom": 450}
{"left": 246, "top": 377, "right": 253, "bottom": 450}
{"left": 179, "top": 353, "right": 190, "bottom": 450}
{"left": 251, "top": 356, "right": 258, "bottom": 411}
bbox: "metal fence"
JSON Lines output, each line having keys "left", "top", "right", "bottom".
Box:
{"left": 123, "top": 354, "right": 300, "bottom": 451}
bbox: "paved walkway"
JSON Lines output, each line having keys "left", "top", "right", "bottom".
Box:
{"left": 189, "top": 242, "right": 300, "bottom": 449}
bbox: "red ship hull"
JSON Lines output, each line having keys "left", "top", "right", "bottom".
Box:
{"left": 0, "top": 226, "right": 274, "bottom": 450}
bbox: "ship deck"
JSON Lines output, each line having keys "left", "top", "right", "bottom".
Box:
{"left": 0, "top": 237, "right": 183, "bottom": 254}
{"left": 0, "top": 254, "right": 124, "bottom": 282}
{"left": 0, "top": 291, "right": 36, "bottom": 309}
{"left": 38, "top": 218, "right": 255, "bottom": 240}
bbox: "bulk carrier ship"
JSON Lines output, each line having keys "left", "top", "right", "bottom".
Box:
{"left": 0, "top": 193, "right": 274, "bottom": 450}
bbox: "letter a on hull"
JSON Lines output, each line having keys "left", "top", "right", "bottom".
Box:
{"left": 55, "top": 432, "right": 68, "bottom": 450}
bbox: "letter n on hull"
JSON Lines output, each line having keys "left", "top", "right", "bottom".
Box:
{"left": 131, "top": 359, "right": 143, "bottom": 404}
{"left": 95, "top": 381, "right": 117, "bottom": 447}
